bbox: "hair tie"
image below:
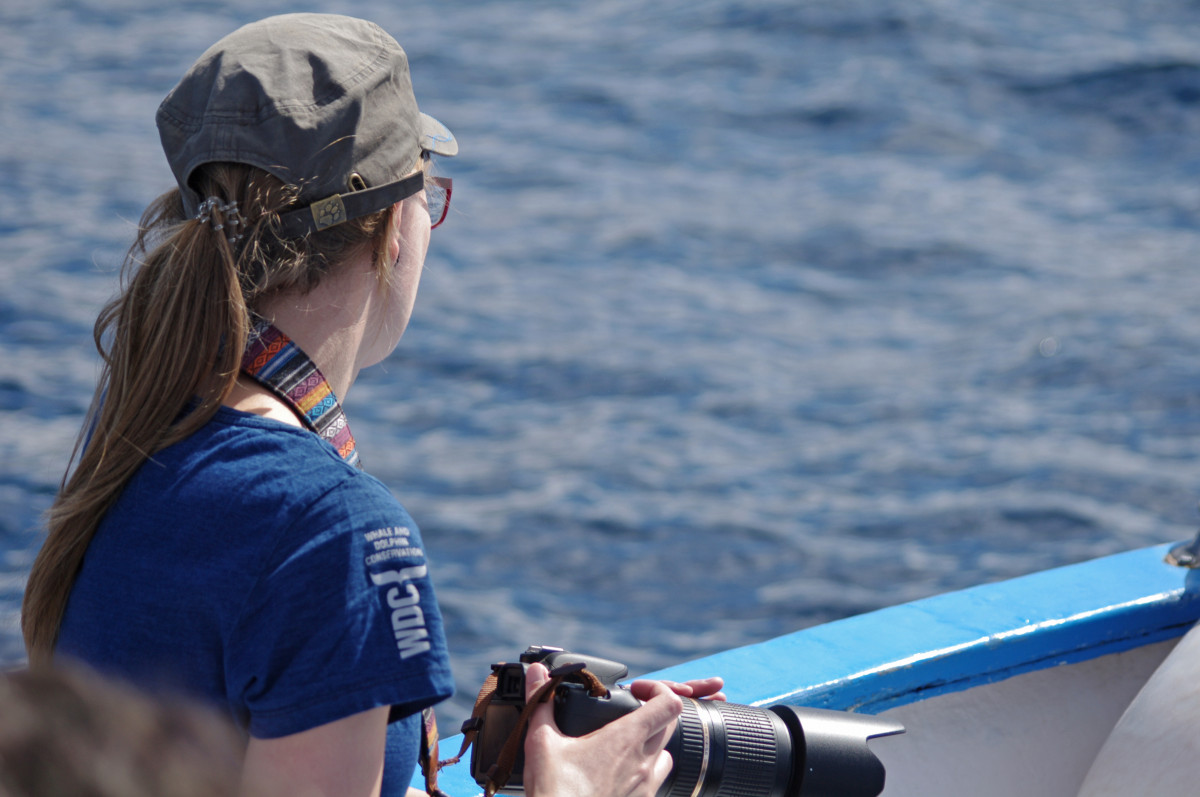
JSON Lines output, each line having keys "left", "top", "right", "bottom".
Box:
{"left": 195, "top": 197, "right": 245, "bottom": 244}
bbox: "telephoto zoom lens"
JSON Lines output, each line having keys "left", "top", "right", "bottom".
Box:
{"left": 659, "top": 699, "right": 903, "bottom": 797}
{"left": 661, "top": 698, "right": 794, "bottom": 797}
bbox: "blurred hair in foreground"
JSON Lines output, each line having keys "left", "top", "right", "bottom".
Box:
{"left": 0, "top": 664, "right": 244, "bottom": 797}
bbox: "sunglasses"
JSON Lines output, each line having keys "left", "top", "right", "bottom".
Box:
{"left": 425, "top": 176, "right": 453, "bottom": 230}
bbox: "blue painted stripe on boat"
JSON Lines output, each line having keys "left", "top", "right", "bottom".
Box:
{"left": 643, "top": 543, "right": 1200, "bottom": 713}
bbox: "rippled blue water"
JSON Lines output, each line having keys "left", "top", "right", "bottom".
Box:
{"left": 6, "top": 0, "right": 1200, "bottom": 726}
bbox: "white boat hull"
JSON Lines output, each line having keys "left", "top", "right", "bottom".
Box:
{"left": 878, "top": 638, "right": 1176, "bottom": 796}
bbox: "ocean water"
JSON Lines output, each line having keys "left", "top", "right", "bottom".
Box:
{"left": 5, "top": 0, "right": 1200, "bottom": 727}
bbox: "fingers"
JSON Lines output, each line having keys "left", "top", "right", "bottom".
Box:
{"left": 526, "top": 661, "right": 552, "bottom": 700}
{"left": 524, "top": 662, "right": 561, "bottom": 740}
{"left": 623, "top": 680, "right": 683, "bottom": 748}
{"left": 683, "top": 676, "right": 725, "bottom": 700}
{"left": 641, "top": 718, "right": 676, "bottom": 759}
{"left": 651, "top": 748, "right": 675, "bottom": 788}
{"left": 629, "top": 676, "right": 725, "bottom": 702}
{"left": 520, "top": 670, "right": 684, "bottom": 797}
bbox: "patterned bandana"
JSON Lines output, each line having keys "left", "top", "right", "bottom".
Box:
{"left": 240, "top": 318, "right": 360, "bottom": 468}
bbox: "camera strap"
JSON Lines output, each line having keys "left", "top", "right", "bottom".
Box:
{"left": 240, "top": 316, "right": 360, "bottom": 467}
{"left": 426, "top": 662, "right": 609, "bottom": 797}
{"left": 419, "top": 707, "right": 452, "bottom": 797}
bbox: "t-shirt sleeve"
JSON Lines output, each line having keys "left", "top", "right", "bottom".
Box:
{"left": 226, "top": 470, "right": 454, "bottom": 739}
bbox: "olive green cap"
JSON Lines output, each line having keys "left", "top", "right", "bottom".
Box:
{"left": 156, "top": 13, "right": 457, "bottom": 235}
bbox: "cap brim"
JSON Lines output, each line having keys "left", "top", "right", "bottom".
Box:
{"left": 420, "top": 112, "right": 458, "bottom": 157}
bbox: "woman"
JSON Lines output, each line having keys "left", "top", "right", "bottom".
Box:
{"left": 21, "top": 13, "right": 717, "bottom": 797}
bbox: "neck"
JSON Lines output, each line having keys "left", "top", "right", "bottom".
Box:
{"left": 225, "top": 249, "right": 382, "bottom": 423}
{"left": 256, "top": 255, "right": 381, "bottom": 401}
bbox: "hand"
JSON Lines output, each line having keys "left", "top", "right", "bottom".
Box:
{"left": 630, "top": 676, "right": 725, "bottom": 703}
{"left": 522, "top": 662, "right": 683, "bottom": 797}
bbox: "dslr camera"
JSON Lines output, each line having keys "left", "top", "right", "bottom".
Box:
{"left": 468, "top": 645, "right": 903, "bottom": 797}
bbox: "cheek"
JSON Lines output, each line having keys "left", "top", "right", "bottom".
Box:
{"left": 391, "top": 264, "right": 422, "bottom": 312}
{"left": 383, "top": 195, "right": 432, "bottom": 312}
{"left": 406, "top": 207, "right": 432, "bottom": 259}
{"left": 384, "top": 244, "right": 425, "bottom": 325}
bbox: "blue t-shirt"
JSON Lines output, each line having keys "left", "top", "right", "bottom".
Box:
{"left": 57, "top": 407, "right": 454, "bottom": 793}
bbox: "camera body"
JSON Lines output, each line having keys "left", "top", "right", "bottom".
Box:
{"left": 468, "top": 645, "right": 904, "bottom": 797}
{"left": 469, "top": 645, "right": 630, "bottom": 791}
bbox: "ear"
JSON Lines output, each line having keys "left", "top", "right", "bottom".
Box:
{"left": 370, "top": 201, "right": 404, "bottom": 275}
{"left": 384, "top": 201, "right": 406, "bottom": 267}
